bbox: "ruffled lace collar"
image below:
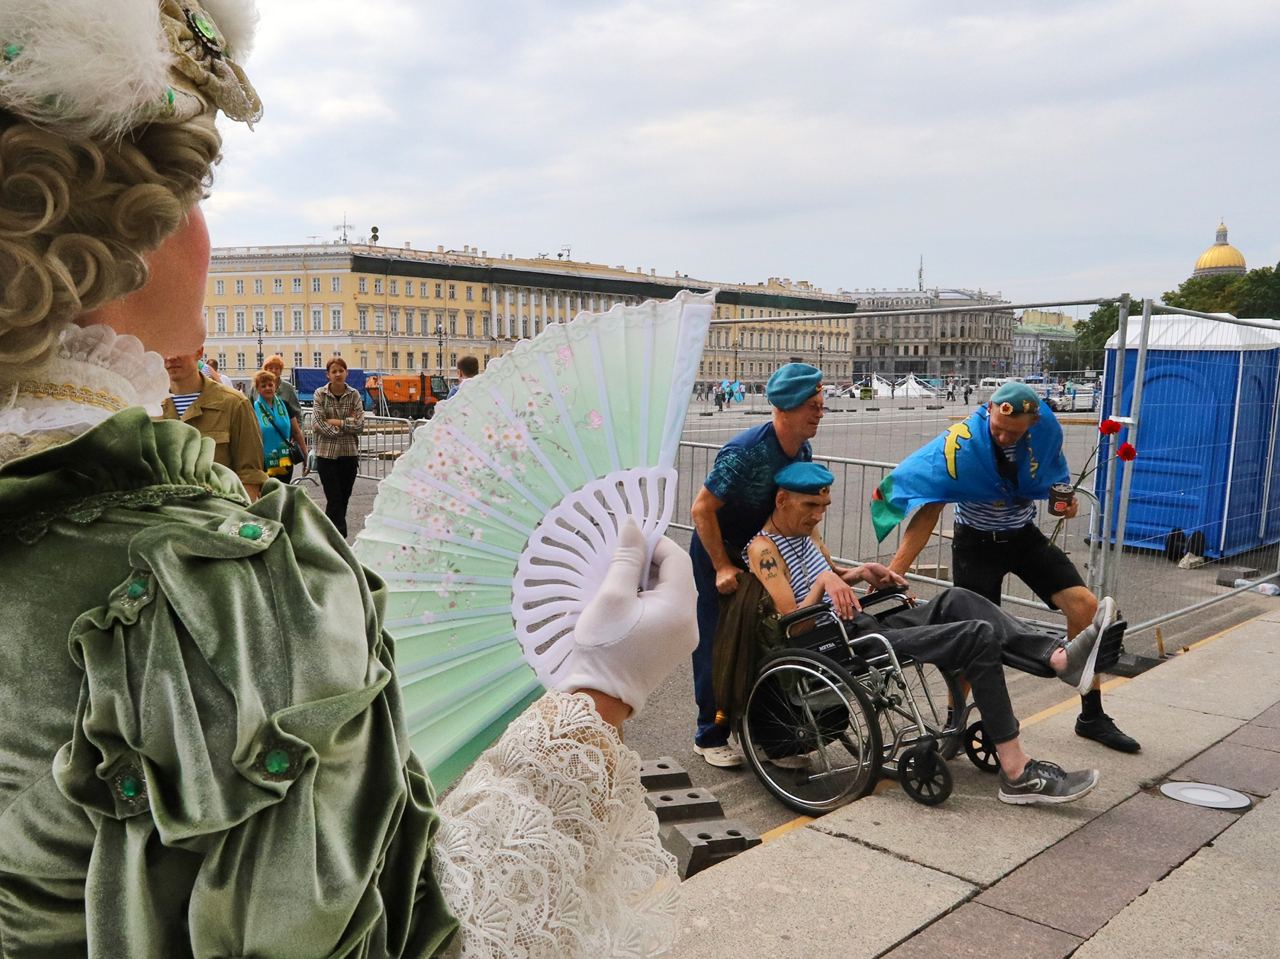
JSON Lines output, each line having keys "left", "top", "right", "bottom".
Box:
{"left": 0, "top": 324, "right": 169, "bottom": 466}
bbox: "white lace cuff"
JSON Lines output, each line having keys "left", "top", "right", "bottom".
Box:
{"left": 433, "top": 691, "right": 679, "bottom": 958}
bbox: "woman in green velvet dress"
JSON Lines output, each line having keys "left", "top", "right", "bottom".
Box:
{"left": 0, "top": 3, "right": 695, "bottom": 956}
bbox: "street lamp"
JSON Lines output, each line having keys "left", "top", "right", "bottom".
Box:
{"left": 254, "top": 314, "right": 265, "bottom": 369}
{"left": 816, "top": 332, "right": 824, "bottom": 373}
{"left": 434, "top": 322, "right": 446, "bottom": 376}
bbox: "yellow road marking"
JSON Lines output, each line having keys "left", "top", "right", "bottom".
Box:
{"left": 760, "top": 816, "right": 812, "bottom": 842}
{"left": 1021, "top": 676, "right": 1130, "bottom": 727}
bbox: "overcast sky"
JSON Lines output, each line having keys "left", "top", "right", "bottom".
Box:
{"left": 206, "top": 0, "right": 1280, "bottom": 308}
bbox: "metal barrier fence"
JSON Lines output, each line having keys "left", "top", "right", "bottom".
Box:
{"left": 672, "top": 441, "right": 1099, "bottom": 616}
{"left": 1094, "top": 300, "right": 1280, "bottom": 638}
{"left": 356, "top": 415, "right": 424, "bottom": 482}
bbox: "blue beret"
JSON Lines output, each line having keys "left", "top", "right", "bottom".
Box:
{"left": 990, "top": 382, "right": 1041, "bottom": 415}
{"left": 766, "top": 363, "right": 823, "bottom": 410}
{"left": 774, "top": 462, "right": 835, "bottom": 493}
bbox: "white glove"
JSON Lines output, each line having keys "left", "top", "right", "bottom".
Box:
{"left": 559, "top": 520, "right": 697, "bottom": 716}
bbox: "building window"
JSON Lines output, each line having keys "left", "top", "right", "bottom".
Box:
{"left": 420, "top": 282, "right": 429, "bottom": 297}
{"left": 293, "top": 277, "right": 303, "bottom": 293}
{"left": 293, "top": 351, "right": 303, "bottom": 368}
{"left": 448, "top": 284, "right": 456, "bottom": 300}
{"left": 331, "top": 276, "right": 341, "bottom": 293}
{"left": 358, "top": 277, "right": 367, "bottom": 294}
{"left": 236, "top": 351, "right": 246, "bottom": 370}
{"left": 434, "top": 282, "right": 443, "bottom": 298}
{"left": 272, "top": 309, "right": 283, "bottom": 332}
{"left": 482, "top": 313, "right": 491, "bottom": 336}
{"left": 360, "top": 351, "right": 369, "bottom": 367}
{"left": 466, "top": 285, "right": 474, "bottom": 302}
{"left": 312, "top": 277, "right": 321, "bottom": 293}
{"left": 358, "top": 308, "right": 368, "bottom": 332}
{"left": 215, "top": 309, "right": 226, "bottom": 333}
{"left": 292, "top": 309, "right": 303, "bottom": 332}
{"left": 391, "top": 351, "right": 400, "bottom": 370}
{"left": 253, "top": 279, "right": 263, "bottom": 295}
{"left": 273, "top": 277, "right": 283, "bottom": 293}
{"left": 234, "top": 310, "right": 245, "bottom": 334}
{"left": 313, "top": 351, "right": 323, "bottom": 367}
{"left": 389, "top": 279, "right": 398, "bottom": 295}
{"left": 235, "top": 280, "right": 244, "bottom": 295}
{"left": 405, "top": 282, "right": 414, "bottom": 297}
{"left": 405, "top": 309, "right": 415, "bottom": 334}
{"left": 448, "top": 312, "right": 457, "bottom": 336}
{"left": 465, "top": 312, "right": 474, "bottom": 336}
{"left": 311, "top": 307, "right": 322, "bottom": 332}
{"left": 374, "top": 309, "right": 384, "bottom": 333}
{"left": 330, "top": 307, "right": 342, "bottom": 331}
{"left": 215, "top": 279, "right": 225, "bottom": 295}
{"left": 390, "top": 308, "right": 399, "bottom": 333}
{"left": 374, "top": 278, "right": 384, "bottom": 295}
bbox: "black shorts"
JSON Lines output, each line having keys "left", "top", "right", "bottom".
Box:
{"left": 951, "top": 523, "right": 1086, "bottom": 610}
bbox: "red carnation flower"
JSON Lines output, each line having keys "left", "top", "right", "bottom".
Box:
{"left": 1117, "top": 442, "right": 1137, "bottom": 462}
{"left": 1099, "top": 419, "right": 1122, "bottom": 435}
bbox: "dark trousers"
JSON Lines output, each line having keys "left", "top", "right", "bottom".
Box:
{"left": 690, "top": 532, "right": 732, "bottom": 747}
{"left": 865, "top": 588, "right": 1060, "bottom": 745}
{"left": 316, "top": 455, "right": 358, "bottom": 537}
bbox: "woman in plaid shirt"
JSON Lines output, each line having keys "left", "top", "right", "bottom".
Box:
{"left": 311, "top": 357, "right": 365, "bottom": 536}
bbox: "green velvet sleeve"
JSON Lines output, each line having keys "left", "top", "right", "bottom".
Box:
{"left": 51, "top": 484, "right": 458, "bottom": 957}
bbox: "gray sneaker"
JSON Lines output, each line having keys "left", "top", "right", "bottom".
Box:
{"left": 1060, "top": 596, "right": 1118, "bottom": 694}
{"left": 998, "top": 759, "right": 1099, "bottom": 805}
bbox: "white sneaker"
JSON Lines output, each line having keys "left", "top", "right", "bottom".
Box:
{"left": 767, "top": 753, "right": 812, "bottom": 770}
{"left": 694, "top": 743, "right": 744, "bottom": 768}
{"left": 1093, "top": 596, "right": 1118, "bottom": 634}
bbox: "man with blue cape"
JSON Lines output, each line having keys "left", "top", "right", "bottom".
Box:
{"left": 875, "top": 383, "right": 1140, "bottom": 753}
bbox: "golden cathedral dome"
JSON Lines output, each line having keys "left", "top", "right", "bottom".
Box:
{"left": 1193, "top": 222, "right": 1247, "bottom": 277}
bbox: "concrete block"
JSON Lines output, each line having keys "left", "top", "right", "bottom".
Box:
{"left": 1172, "top": 740, "right": 1280, "bottom": 798}
{"left": 925, "top": 404, "right": 945, "bottom": 410}
{"left": 1073, "top": 795, "right": 1280, "bottom": 959}
{"left": 976, "top": 791, "right": 1235, "bottom": 938}
{"left": 812, "top": 695, "right": 1239, "bottom": 886}
{"left": 639, "top": 756, "right": 692, "bottom": 791}
{"left": 1215, "top": 564, "right": 1261, "bottom": 587}
{"left": 884, "top": 902, "right": 1081, "bottom": 959}
{"left": 645, "top": 786, "right": 723, "bottom": 822}
{"left": 664, "top": 818, "right": 761, "bottom": 878}
{"left": 675, "top": 826, "right": 974, "bottom": 959}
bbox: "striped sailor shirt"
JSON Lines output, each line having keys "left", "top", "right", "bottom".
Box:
{"left": 745, "top": 530, "right": 833, "bottom": 607}
{"left": 955, "top": 443, "right": 1037, "bottom": 531}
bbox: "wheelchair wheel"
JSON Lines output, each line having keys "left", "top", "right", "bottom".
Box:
{"left": 740, "top": 648, "right": 882, "bottom": 815}
{"left": 899, "top": 742, "right": 953, "bottom": 806}
{"left": 964, "top": 721, "right": 1001, "bottom": 774}
{"left": 874, "top": 661, "right": 967, "bottom": 761}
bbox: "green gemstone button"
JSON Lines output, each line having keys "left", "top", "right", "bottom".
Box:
{"left": 264, "top": 749, "right": 291, "bottom": 775}
{"left": 2, "top": 43, "right": 22, "bottom": 62}
{"left": 238, "top": 523, "right": 264, "bottom": 541}
{"left": 125, "top": 579, "right": 148, "bottom": 600}
{"left": 193, "top": 13, "right": 218, "bottom": 41}
{"left": 119, "top": 774, "right": 143, "bottom": 800}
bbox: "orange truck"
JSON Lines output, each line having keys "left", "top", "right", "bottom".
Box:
{"left": 366, "top": 372, "right": 451, "bottom": 418}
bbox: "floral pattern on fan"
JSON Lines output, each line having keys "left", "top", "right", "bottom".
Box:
{"left": 354, "top": 290, "right": 714, "bottom": 788}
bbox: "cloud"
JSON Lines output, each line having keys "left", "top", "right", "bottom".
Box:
{"left": 208, "top": 0, "right": 1280, "bottom": 305}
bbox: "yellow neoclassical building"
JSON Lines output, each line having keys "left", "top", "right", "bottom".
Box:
{"left": 202, "top": 243, "right": 860, "bottom": 388}
{"left": 1192, "top": 222, "right": 1247, "bottom": 278}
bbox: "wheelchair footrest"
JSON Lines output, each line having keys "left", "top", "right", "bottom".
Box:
{"left": 1095, "top": 620, "right": 1127, "bottom": 674}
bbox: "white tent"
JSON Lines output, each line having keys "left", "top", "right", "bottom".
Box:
{"left": 895, "top": 373, "right": 938, "bottom": 398}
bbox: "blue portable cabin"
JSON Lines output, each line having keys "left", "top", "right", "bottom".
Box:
{"left": 1096, "top": 315, "right": 1280, "bottom": 559}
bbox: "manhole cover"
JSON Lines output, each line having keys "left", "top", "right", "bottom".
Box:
{"left": 1159, "top": 781, "right": 1252, "bottom": 810}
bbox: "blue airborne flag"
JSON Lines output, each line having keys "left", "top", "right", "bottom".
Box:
{"left": 871, "top": 404, "right": 1070, "bottom": 541}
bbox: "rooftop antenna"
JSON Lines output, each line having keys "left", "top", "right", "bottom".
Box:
{"left": 918, "top": 255, "right": 924, "bottom": 292}
{"left": 335, "top": 213, "right": 353, "bottom": 243}
{"left": 558, "top": 244, "right": 571, "bottom": 260}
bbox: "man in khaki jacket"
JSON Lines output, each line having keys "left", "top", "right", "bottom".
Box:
{"left": 161, "top": 349, "right": 267, "bottom": 500}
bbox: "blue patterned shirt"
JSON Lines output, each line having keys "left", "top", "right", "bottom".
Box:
{"left": 703, "top": 423, "right": 812, "bottom": 553}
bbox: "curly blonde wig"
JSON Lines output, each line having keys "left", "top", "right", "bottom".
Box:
{"left": 0, "top": 109, "right": 221, "bottom": 371}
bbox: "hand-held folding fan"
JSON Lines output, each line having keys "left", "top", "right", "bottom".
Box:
{"left": 354, "top": 290, "right": 714, "bottom": 788}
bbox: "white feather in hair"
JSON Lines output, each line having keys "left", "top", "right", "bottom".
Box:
{"left": 0, "top": 1, "right": 171, "bottom": 138}
{"left": 202, "top": 0, "right": 259, "bottom": 59}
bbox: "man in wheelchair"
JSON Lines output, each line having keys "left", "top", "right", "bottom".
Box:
{"left": 743, "top": 462, "right": 1108, "bottom": 805}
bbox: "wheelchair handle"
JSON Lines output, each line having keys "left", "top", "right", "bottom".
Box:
{"left": 858, "top": 585, "right": 913, "bottom": 609}
{"left": 776, "top": 604, "right": 835, "bottom": 630}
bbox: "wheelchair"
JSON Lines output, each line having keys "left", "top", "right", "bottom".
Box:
{"left": 737, "top": 586, "right": 1127, "bottom": 815}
